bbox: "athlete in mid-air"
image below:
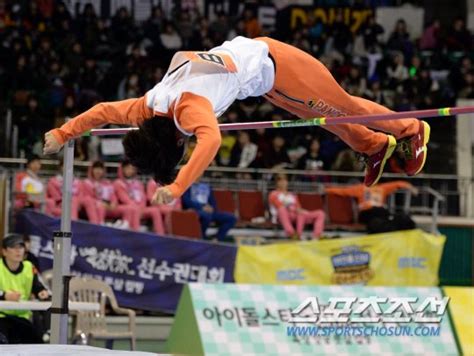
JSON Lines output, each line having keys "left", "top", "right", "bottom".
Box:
{"left": 44, "top": 36, "right": 430, "bottom": 204}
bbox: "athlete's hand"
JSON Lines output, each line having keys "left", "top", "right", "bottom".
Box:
{"left": 152, "top": 187, "right": 174, "bottom": 205}
{"left": 43, "top": 132, "right": 62, "bottom": 155}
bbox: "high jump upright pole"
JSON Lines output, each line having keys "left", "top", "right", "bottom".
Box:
{"left": 50, "top": 118, "right": 75, "bottom": 344}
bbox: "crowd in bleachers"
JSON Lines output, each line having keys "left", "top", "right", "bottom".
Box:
{"left": 1, "top": 1, "right": 472, "bottom": 175}
{"left": 15, "top": 156, "right": 182, "bottom": 235}
{"left": 15, "top": 156, "right": 421, "bottom": 240}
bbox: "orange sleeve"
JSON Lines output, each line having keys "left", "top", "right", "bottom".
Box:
{"left": 325, "top": 185, "right": 364, "bottom": 199}
{"left": 378, "top": 181, "right": 413, "bottom": 196}
{"left": 164, "top": 93, "right": 221, "bottom": 198}
{"left": 48, "top": 96, "right": 153, "bottom": 145}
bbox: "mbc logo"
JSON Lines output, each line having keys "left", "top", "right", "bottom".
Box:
{"left": 398, "top": 257, "right": 427, "bottom": 269}
{"left": 277, "top": 268, "right": 305, "bottom": 281}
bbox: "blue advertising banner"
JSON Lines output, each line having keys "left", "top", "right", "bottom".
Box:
{"left": 15, "top": 210, "right": 237, "bottom": 312}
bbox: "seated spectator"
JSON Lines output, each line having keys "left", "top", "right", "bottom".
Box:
{"left": 209, "top": 11, "right": 230, "bottom": 44}
{"left": 227, "top": 19, "right": 246, "bottom": 41}
{"left": 114, "top": 160, "right": 165, "bottom": 235}
{"left": 386, "top": 52, "right": 409, "bottom": 90}
{"left": 360, "top": 15, "right": 384, "bottom": 52}
{"left": 449, "top": 56, "right": 473, "bottom": 93}
{"left": 386, "top": 19, "right": 413, "bottom": 58}
{"left": 264, "top": 135, "right": 291, "bottom": 169}
{"left": 15, "top": 155, "right": 55, "bottom": 215}
{"left": 269, "top": 174, "right": 325, "bottom": 240}
{"left": 342, "top": 66, "right": 367, "bottom": 97}
{"left": 147, "top": 179, "right": 182, "bottom": 234}
{"left": 182, "top": 181, "right": 236, "bottom": 241}
{"left": 47, "top": 162, "right": 102, "bottom": 224}
{"left": 327, "top": 11, "right": 352, "bottom": 56}
{"left": 22, "top": 235, "right": 40, "bottom": 272}
{"left": 326, "top": 181, "right": 417, "bottom": 234}
{"left": 217, "top": 131, "right": 236, "bottom": 166}
{"left": 446, "top": 17, "right": 471, "bottom": 52}
{"left": 297, "top": 138, "right": 327, "bottom": 182}
{"left": 458, "top": 72, "right": 474, "bottom": 99}
{"left": 230, "top": 131, "right": 257, "bottom": 179}
{"left": 419, "top": 20, "right": 441, "bottom": 51}
{"left": 331, "top": 149, "right": 364, "bottom": 172}
{"left": 297, "top": 138, "right": 325, "bottom": 171}
{"left": 0, "top": 234, "right": 50, "bottom": 344}
{"left": 363, "top": 80, "right": 390, "bottom": 106}
{"left": 160, "top": 21, "right": 182, "bottom": 51}
{"left": 82, "top": 161, "right": 139, "bottom": 229}
{"left": 242, "top": 8, "right": 261, "bottom": 38}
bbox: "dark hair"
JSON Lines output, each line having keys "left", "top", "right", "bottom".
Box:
{"left": 91, "top": 160, "right": 105, "bottom": 169}
{"left": 26, "top": 154, "right": 40, "bottom": 166}
{"left": 122, "top": 117, "right": 184, "bottom": 185}
{"left": 121, "top": 158, "right": 132, "bottom": 168}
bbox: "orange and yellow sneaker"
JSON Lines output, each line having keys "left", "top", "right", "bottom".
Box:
{"left": 399, "top": 120, "right": 431, "bottom": 176}
{"left": 363, "top": 135, "right": 397, "bottom": 187}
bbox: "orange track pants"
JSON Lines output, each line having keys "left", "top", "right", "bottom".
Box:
{"left": 257, "top": 37, "right": 419, "bottom": 155}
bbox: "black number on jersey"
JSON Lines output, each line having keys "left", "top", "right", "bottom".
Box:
{"left": 196, "top": 53, "right": 225, "bottom": 66}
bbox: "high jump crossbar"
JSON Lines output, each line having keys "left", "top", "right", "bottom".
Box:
{"left": 88, "top": 105, "right": 474, "bottom": 136}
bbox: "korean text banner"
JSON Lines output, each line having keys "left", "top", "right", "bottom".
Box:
{"left": 235, "top": 229, "right": 445, "bottom": 286}
{"left": 16, "top": 210, "right": 237, "bottom": 312}
{"left": 166, "top": 284, "right": 458, "bottom": 355}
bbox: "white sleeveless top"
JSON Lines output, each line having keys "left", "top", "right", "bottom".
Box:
{"left": 145, "top": 36, "right": 275, "bottom": 135}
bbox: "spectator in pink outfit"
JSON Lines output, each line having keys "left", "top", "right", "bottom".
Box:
{"left": 46, "top": 162, "right": 102, "bottom": 223}
{"left": 82, "top": 161, "right": 139, "bottom": 229}
{"left": 146, "top": 179, "right": 181, "bottom": 233}
{"left": 15, "top": 155, "right": 55, "bottom": 215}
{"left": 268, "top": 174, "right": 325, "bottom": 239}
{"left": 114, "top": 160, "right": 165, "bottom": 235}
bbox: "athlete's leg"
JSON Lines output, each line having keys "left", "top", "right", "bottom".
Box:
{"left": 258, "top": 37, "right": 389, "bottom": 155}
{"left": 258, "top": 37, "right": 429, "bottom": 183}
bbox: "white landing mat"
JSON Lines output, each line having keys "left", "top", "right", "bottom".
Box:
{"left": 0, "top": 344, "right": 167, "bottom": 356}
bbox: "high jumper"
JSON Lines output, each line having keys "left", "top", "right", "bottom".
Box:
{"left": 43, "top": 36, "right": 430, "bottom": 204}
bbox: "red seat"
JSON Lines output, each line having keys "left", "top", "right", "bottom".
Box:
{"left": 237, "top": 191, "right": 266, "bottom": 222}
{"left": 14, "top": 172, "right": 28, "bottom": 210}
{"left": 213, "top": 190, "right": 236, "bottom": 214}
{"left": 169, "top": 210, "right": 202, "bottom": 239}
{"left": 326, "top": 194, "right": 355, "bottom": 225}
{"left": 297, "top": 193, "right": 324, "bottom": 211}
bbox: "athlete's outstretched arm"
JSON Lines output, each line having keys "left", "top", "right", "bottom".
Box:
{"left": 43, "top": 96, "right": 153, "bottom": 154}
{"left": 155, "top": 93, "right": 221, "bottom": 201}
